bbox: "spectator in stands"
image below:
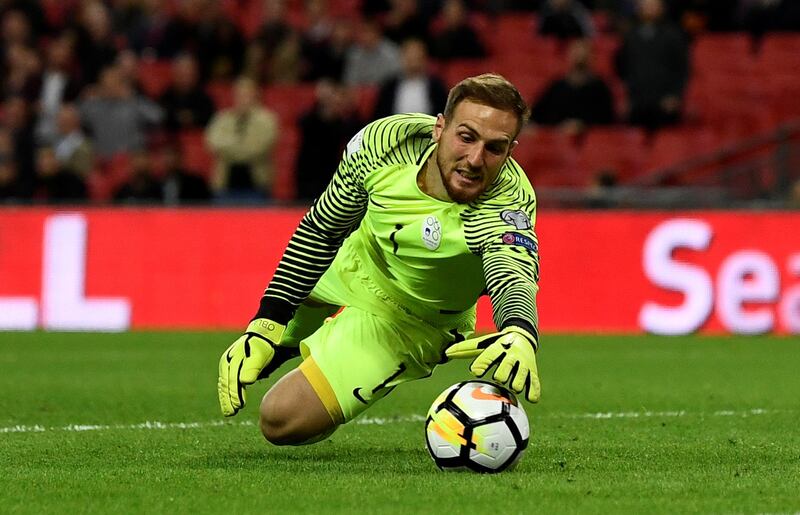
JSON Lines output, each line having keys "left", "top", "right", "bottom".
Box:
{"left": 342, "top": 18, "right": 402, "bottom": 86}
{"left": 0, "top": 128, "right": 19, "bottom": 200}
{"left": 161, "top": 144, "right": 211, "bottom": 205}
{"left": 79, "top": 64, "right": 164, "bottom": 158}
{"left": 741, "top": 0, "right": 800, "bottom": 37}
{"left": 159, "top": 0, "right": 203, "bottom": 59}
{"left": 113, "top": 150, "right": 163, "bottom": 204}
{"left": 789, "top": 178, "right": 800, "bottom": 208}
{"left": 34, "top": 35, "right": 82, "bottom": 145}
{"left": 33, "top": 145, "right": 87, "bottom": 203}
{"left": 0, "top": 9, "right": 35, "bottom": 50}
{"left": 71, "top": 1, "right": 119, "bottom": 86}
{"left": 0, "top": 2, "right": 47, "bottom": 38}
{"left": 52, "top": 103, "right": 93, "bottom": 178}
{"left": 302, "top": 17, "right": 353, "bottom": 82}
{"left": 196, "top": 1, "right": 246, "bottom": 82}
{"left": 538, "top": 0, "right": 595, "bottom": 39}
{"left": 205, "top": 76, "right": 278, "bottom": 202}
{"left": 1, "top": 42, "right": 41, "bottom": 102}
{"left": 530, "top": 39, "right": 615, "bottom": 135}
{"left": 118, "top": 0, "right": 173, "bottom": 57}
{"left": 372, "top": 38, "right": 448, "bottom": 120}
{"left": 159, "top": 54, "right": 215, "bottom": 133}
{"left": 383, "top": 0, "right": 430, "bottom": 45}
{"left": 430, "top": 0, "right": 487, "bottom": 61}
{"left": 115, "top": 49, "right": 147, "bottom": 95}
{"left": 247, "top": 0, "right": 303, "bottom": 84}
{"left": 615, "top": 0, "right": 689, "bottom": 130}
{"left": 295, "top": 79, "right": 362, "bottom": 202}
{"left": 3, "top": 95, "right": 35, "bottom": 197}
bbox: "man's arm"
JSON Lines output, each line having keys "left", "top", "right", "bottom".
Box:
{"left": 448, "top": 166, "right": 541, "bottom": 402}
{"left": 256, "top": 139, "right": 370, "bottom": 323}
{"left": 218, "top": 125, "right": 370, "bottom": 416}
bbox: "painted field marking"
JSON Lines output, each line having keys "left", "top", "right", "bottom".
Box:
{"left": 0, "top": 408, "right": 788, "bottom": 435}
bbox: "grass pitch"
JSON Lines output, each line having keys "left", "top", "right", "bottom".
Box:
{"left": 1, "top": 332, "right": 799, "bottom": 514}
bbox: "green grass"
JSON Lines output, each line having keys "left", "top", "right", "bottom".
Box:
{"left": 1, "top": 332, "right": 799, "bottom": 514}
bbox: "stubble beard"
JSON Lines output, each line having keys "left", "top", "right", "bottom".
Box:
{"left": 437, "top": 152, "right": 482, "bottom": 204}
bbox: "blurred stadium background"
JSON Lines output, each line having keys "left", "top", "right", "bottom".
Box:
{"left": 1, "top": 2, "right": 799, "bottom": 511}
{"left": 0, "top": 0, "right": 797, "bottom": 335}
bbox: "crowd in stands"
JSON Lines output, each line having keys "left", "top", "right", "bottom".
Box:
{"left": 0, "top": 0, "right": 798, "bottom": 206}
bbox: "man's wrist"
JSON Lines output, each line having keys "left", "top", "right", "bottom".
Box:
{"left": 253, "top": 297, "right": 294, "bottom": 325}
{"left": 501, "top": 318, "right": 539, "bottom": 351}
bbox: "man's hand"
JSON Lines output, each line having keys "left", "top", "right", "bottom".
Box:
{"left": 445, "top": 326, "right": 540, "bottom": 403}
{"left": 217, "top": 318, "right": 286, "bottom": 417}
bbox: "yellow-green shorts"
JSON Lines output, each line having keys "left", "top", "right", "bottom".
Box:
{"left": 280, "top": 259, "right": 475, "bottom": 424}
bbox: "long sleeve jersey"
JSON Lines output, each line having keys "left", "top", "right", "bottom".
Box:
{"left": 259, "top": 114, "right": 541, "bottom": 341}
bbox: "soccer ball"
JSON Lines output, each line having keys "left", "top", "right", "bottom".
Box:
{"left": 424, "top": 380, "right": 529, "bottom": 473}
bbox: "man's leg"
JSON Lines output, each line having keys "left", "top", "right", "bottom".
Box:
{"left": 259, "top": 357, "right": 344, "bottom": 446}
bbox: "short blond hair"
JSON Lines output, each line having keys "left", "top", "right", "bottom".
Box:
{"left": 443, "top": 73, "right": 530, "bottom": 136}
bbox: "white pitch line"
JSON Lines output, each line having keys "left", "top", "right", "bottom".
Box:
{"left": 0, "top": 408, "right": 785, "bottom": 435}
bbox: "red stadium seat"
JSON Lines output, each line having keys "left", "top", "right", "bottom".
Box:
{"left": 262, "top": 84, "right": 317, "bottom": 125}
{"left": 272, "top": 127, "right": 299, "bottom": 201}
{"left": 486, "top": 14, "right": 540, "bottom": 56}
{"left": 137, "top": 59, "right": 173, "bottom": 99}
{"left": 442, "top": 59, "right": 493, "bottom": 88}
{"left": 576, "top": 127, "right": 648, "bottom": 183}
{"left": 644, "top": 127, "right": 720, "bottom": 173}
{"left": 513, "top": 128, "right": 581, "bottom": 187}
{"left": 758, "top": 34, "right": 800, "bottom": 69}
{"left": 692, "top": 33, "right": 756, "bottom": 77}
{"left": 178, "top": 130, "right": 214, "bottom": 178}
{"left": 206, "top": 81, "right": 234, "bottom": 110}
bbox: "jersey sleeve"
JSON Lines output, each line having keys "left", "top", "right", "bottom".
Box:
{"left": 257, "top": 124, "right": 372, "bottom": 323}
{"left": 464, "top": 160, "right": 541, "bottom": 344}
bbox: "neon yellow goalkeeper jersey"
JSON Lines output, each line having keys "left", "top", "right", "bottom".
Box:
{"left": 263, "top": 114, "right": 541, "bottom": 338}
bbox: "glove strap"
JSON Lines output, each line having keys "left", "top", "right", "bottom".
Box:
{"left": 245, "top": 318, "right": 286, "bottom": 346}
{"left": 502, "top": 326, "right": 539, "bottom": 352}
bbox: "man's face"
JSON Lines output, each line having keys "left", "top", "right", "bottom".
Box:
{"left": 432, "top": 100, "right": 518, "bottom": 203}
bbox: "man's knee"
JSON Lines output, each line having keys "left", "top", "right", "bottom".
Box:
{"left": 258, "top": 369, "right": 338, "bottom": 446}
{"left": 259, "top": 392, "right": 296, "bottom": 445}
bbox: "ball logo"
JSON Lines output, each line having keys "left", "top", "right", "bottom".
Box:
{"left": 421, "top": 216, "right": 442, "bottom": 251}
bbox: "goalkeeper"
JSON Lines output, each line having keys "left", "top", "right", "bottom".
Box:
{"left": 218, "top": 73, "right": 542, "bottom": 445}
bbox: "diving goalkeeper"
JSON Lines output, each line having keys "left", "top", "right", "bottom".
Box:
{"left": 218, "top": 73, "right": 542, "bottom": 445}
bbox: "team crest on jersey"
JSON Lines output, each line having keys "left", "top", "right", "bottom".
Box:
{"left": 421, "top": 216, "right": 442, "bottom": 250}
{"left": 500, "top": 209, "right": 531, "bottom": 230}
{"left": 501, "top": 232, "right": 538, "bottom": 253}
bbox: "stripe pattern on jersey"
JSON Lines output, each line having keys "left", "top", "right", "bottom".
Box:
{"left": 262, "top": 115, "right": 435, "bottom": 313}
{"left": 461, "top": 157, "right": 540, "bottom": 338}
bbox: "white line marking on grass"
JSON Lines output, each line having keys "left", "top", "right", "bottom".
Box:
{"left": 0, "top": 408, "right": 787, "bottom": 435}
{"left": 0, "top": 420, "right": 255, "bottom": 434}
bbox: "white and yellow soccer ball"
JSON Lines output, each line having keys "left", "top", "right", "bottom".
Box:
{"left": 424, "top": 380, "right": 530, "bottom": 473}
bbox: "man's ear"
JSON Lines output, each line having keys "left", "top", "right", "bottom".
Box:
{"left": 508, "top": 140, "right": 519, "bottom": 156}
{"left": 433, "top": 114, "right": 445, "bottom": 142}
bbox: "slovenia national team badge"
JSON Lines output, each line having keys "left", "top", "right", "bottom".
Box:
{"left": 421, "top": 216, "right": 442, "bottom": 250}
{"left": 500, "top": 209, "right": 532, "bottom": 230}
{"left": 502, "top": 232, "right": 538, "bottom": 253}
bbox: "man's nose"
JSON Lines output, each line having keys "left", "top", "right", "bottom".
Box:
{"left": 466, "top": 144, "right": 484, "bottom": 168}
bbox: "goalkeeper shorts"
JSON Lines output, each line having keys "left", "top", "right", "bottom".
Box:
{"left": 281, "top": 258, "right": 476, "bottom": 423}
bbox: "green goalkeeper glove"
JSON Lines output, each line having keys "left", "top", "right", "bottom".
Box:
{"left": 218, "top": 318, "right": 286, "bottom": 417}
{"left": 445, "top": 326, "right": 540, "bottom": 403}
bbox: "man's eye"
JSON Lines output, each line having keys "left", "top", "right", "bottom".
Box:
{"left": 459, "top": 134, "right": 474, "bottom": 142}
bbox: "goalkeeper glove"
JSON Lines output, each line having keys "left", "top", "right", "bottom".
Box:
{"left": 445, "top": 326, "right": 540, "bottom": 403}
{"left": 218, "top": 318, "right": 286, "bottom": 417}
